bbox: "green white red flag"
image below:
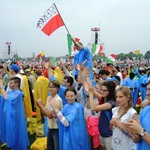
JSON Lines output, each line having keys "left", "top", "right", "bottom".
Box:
{"left": 67, "top": 34, "right": 80, "bottom": 56}
{"left": 106, "top": 54, "right": 116, "bottom": 64}
{"left": 91, "top": 44, "right": 103, "bottom": 54}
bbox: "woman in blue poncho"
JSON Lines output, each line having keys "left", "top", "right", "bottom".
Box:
{"left": 49, "top": 87, "right": 90, "bottom": 150}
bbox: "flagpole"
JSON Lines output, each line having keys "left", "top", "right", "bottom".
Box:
{"left": 53, "top": 3, "right": 71, "bottom": 35}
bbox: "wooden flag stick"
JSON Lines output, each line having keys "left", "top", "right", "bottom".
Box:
{"left": 53, "top": 3, "right": 71, "bottom": 35}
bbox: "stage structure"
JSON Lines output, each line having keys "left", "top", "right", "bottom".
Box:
{"left": 2, "top": 42, "right": 14, "bottom": 59}
{"left": 88, "top": 27, "right": 105, "bottom": 56}
{"left": 91, "top": 27, "right": 100, "bottom": 45}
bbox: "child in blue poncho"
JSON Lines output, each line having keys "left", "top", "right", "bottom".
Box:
{"left": 49, "top": 87, "right": 90, "bottom": 150}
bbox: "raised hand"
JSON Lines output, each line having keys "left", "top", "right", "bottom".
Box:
{"left": 0, "top": 79, "right": 3, "bottom": 86}
{"left": 88, "top": 83, "right": 94, "bottom": 93}
{"left": 43, "top": 62, "right": 48, "bottom": 69}
{"left": 84, "top": 67, "right": 90, "bottom": 77}
{"left": 71, "top": 37, "right": 76, "bottom": 43}
{"left": 84, "top": 81, "right": 89, "bottom": 93}
{"left": 3, "top": 63, "right": 8, "bottom": 72}
{"left": 0, "top": 71, "right": 2, "bottom": 80}
{"left": 76, "top": 63, "right": 80, "bottom": 71}
{"left": 80, "top": 63, "right": 84, "bottom": 72}
{"left": 49, "top": 98, "right": 59, "bottom": 112}
{"left": 48, "top": 60, "right": 53, "bottom": 69}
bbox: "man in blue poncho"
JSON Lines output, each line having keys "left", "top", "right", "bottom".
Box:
{"left": 72, "top": 37, "right": 93, "bottom": 82}
{"left": 0, "top": 76, "right": 29, "bottom": 150}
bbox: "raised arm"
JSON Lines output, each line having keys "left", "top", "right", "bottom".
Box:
{"left": 3, "top": 63, "right": 12, "bottom": 78}
{"left": 88, "top": 83, "right": 111, "bottom": 111}
{"left": 44, "top": 60, "right": 54, "bottom": 80}
{"left": 83, "top": 67, "right": 102, "bottom": 100}
{"left": 0, "top": 78, "right": 7, "bottom": 100}
{"left": 36, "top": 98, "right": 53, "bottom": 119}
{"left": 71, "top": 37, "right": 83, "bottom": 50}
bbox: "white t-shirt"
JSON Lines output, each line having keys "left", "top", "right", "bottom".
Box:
{"left": 111, "top": 107, "right": 137, "bottom": 150}
{"left": 84, "top": 97, "right": 100, "bottom": 119}
{"left": 45, "top": 94, "right": 63, "bottom": 129}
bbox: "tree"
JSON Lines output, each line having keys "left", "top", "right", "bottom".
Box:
{"left": 144, "top": 50, "right": 150, "bottom": 59}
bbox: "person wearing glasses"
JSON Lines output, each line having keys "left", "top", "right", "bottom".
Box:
{"left": 88, "top": 80, "right": 116, "bottom": 150}
{"left": 36, "top": 80, "right": 63, "bottom": 150}
{"left": 45, "top": 61, "right": 74, "bottom": 106}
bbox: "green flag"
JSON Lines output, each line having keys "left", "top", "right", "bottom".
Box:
{"left": 91, "top": 44, "right": 96, "bottom": 54}
{"left": 67, "top": 34, "right": 73, "bottom": 56}
{"left": 52, "top": 58, "right": 57, "bottom": 66}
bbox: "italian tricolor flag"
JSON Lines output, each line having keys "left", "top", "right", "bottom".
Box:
{"left": 67, "top": 34, "right": 80, "bottom": 56}
{"left": 106, "top": 54, "right": 116, "bottom": 64}
{"left": 91, "top": 44, "right": 103, "bottom": 54}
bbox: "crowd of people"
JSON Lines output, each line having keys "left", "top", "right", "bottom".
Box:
{"left": 0, "top": 39, "right": 150, "bottom": 150}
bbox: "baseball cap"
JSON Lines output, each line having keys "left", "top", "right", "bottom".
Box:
{"left": 9, "top": 64, "right": 19, "bottom": 72}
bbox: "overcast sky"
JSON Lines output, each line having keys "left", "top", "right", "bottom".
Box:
{"left": 0, "top": 0, "right": 150, "bottom": 59}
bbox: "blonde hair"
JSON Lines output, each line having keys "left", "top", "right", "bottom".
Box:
{"left": 116, "top": 86, "right": 133, "bottom": 119}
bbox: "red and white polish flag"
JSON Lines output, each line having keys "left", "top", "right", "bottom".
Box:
{"left": 36, "top": 3, "right": 64, "bottom": 36}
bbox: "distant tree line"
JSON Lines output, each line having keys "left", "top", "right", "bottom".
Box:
{"left": 10, "top": 50, "right": 150, "bottom": 63}
{"left": 92, "top": 50, "right": 150, "bottom": 61}
{"left": 116, "top": 50, "right": 150, "bottom": 61}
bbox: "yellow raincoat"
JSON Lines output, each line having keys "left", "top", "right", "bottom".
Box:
{"left": 53, "top": 66, "right": 64, "bottom": 84}
{"left": 34, "top": 76, "right": 49, "bottom": 120}
{"left": 22, "top": 75, "right": 32, "bottom": 118}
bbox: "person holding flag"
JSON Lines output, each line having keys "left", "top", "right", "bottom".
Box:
{"left": 71, "top": 37, "right": 93, "bottom": 83}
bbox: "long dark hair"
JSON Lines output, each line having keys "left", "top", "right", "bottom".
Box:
{"left": 102, "top": 80, "right": 116, "bottom": 102}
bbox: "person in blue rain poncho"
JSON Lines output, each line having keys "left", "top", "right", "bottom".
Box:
{"left": 122, "top": 72, "right": 139, "bottom": 107}
{"left": 134, "top": 69, "right": 147, "bottom": 101}
{"left": 49, "top": 87, "right": 90, "bottom": 150}
{"left": 71, "top": 37, "right": 93, "bottom": 82}
{"left": 0, "top": 76, "right": 29, "bottom": 150}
